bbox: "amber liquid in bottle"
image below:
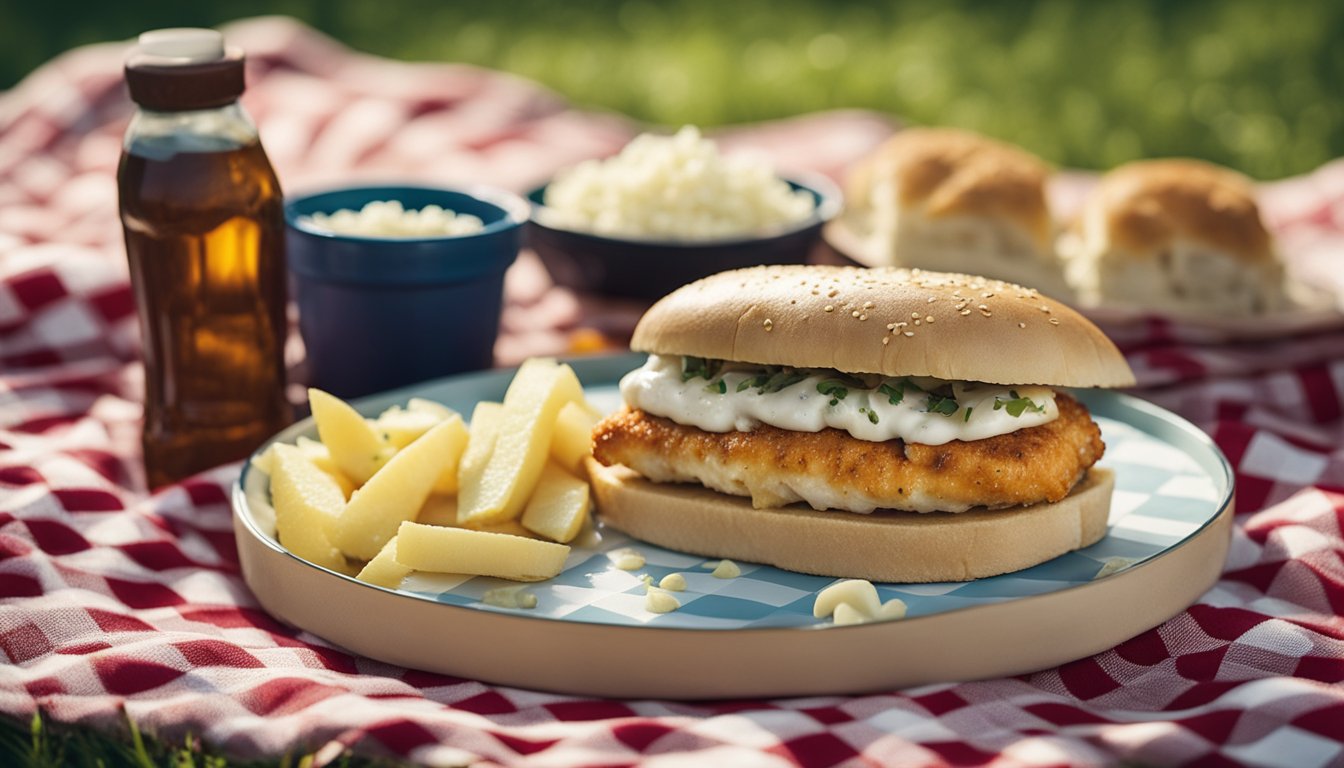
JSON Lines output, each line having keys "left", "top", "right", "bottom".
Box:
{"left": 118, "top": 135, "right": 290, "bottom": 489}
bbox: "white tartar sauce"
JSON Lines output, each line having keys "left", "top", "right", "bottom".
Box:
{"left": 619, "top": 355, "right": 1058, "bottom": 445}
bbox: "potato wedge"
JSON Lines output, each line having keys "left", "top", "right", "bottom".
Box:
{"left": 355, "top": 536, "right": 412, "bottom": 589}
{"left": 409, "top": 398, "right": 458, "bottom": 420}
{"left": 332, "top": 417, "right": 464, "bottom": 560}
{"left": 550, "top": 401, "right": 601, "bottom": 475}
{"left": 309, "top": 388, "right": 391, "bottom": 485}
{"left": 457, "top": 359, "right": 584, "bottom": 525}
{"left": 456, "top": 401, "right": 503, "bottom": 501}
{"left": 295, "top": 435, "right": 355, "bottom": 499}
{"left": 418, "top": 495, "right": 536, "bottom": 538}
{"left": 373, "top": 407, "right": 443, "bottom": 449}
{"left": 427, "top": 414, "right": 471, "bottom": 495}
{"left": 521, "top": 462, "right": 590, "bottom": 543}
{"left": 269, "top": 443, "right": 347, "bottom": 572}
{"left": 395, "top": 521, "right": 569, "bottom": 581}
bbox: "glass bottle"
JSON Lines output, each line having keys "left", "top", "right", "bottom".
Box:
{"left": 117, "top": 28, "right": 290, "bottom": 489}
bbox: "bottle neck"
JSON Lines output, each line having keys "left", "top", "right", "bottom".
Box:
{"left": 124, "top": 101, "right": 259, "bottom": 156}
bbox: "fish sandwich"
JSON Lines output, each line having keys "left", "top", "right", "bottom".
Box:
{"left": 588, "top": 265, "right": 1135, "bottom": 583}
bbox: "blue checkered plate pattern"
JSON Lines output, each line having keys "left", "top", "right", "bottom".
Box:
{"left": 239, "top": 354, "right": 1233, "bottom": 631}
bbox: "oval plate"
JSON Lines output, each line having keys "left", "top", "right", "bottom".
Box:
{"left": 233, "top": 354, "right": 1234, "bottom": 699}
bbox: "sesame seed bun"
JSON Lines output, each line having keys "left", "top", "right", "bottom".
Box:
{"left": 588, "top": 460, "right": 1113, "bottom": 583}
{"left": 630, "top": 265, "right": 1135, "bottom": 388}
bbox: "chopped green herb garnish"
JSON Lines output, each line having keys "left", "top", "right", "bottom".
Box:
{"left": 760, "top": 370, "right": 806, "bottom": 393}
{"left": 705, "top": 379, "right": 727, "bottom": 394}
{"left": 829, "top": 398, "right": 839, "bottom": 406}
{"left": 963, "top": 406, "right": 973, "bottom": 423}
{"left": 878, "top": 382, "right": 905, "bottom": 406}
{"left": 680, "top": 356, "right": 722, "bottom": 382}
{"left": 736, "top": 375, "right": 767, "bottom": 392}
{"left": 993, "top": 392, "right": 1045, "bottom": 417}
{"left": 817, "top": 380, "right": 849, "bottom": 401}
{"left": 925, "top": 392, "right": 959, "bottom": 417}
{"left": 861, "top": 407, "right": 879, "bottom": 425}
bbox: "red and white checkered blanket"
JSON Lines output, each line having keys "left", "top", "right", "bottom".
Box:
{"left": 2, "top": 17, "right": 1343, "bottom": 767}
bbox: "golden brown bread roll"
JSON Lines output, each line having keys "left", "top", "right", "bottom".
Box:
{"left": 844, "top": 128, "right": 1069, "bottom": 297}
{"left": 1064, "top": 158, "right": 1284, "bottom": 315}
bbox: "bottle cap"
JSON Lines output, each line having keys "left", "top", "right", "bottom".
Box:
{"left": 125, "top": 28, "right": 246, "bottom": 111}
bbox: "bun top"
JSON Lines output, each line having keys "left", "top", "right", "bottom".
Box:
{"left": 846, "top": 128, "right": 1053, "bottom": 248}
{"left": 1083, "top": 159, "right": 1273, "bottom": 264}
{"left": 632, "top": 265, "right": 1135, "bottom": 388}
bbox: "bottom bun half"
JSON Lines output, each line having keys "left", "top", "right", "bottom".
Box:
{"left": 587, "top": 460, "right": 1114, "bottom": 583}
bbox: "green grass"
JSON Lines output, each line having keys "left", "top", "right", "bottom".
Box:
{"left": 3, "top": 0, "right": 1343, "bottom": 178}
{"left": 0, "top": 711, "right": 415, "bottom": 768}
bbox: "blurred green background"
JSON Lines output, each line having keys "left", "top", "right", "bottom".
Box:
{"left": 4, "top": 0, "right": 1342, "bottom": 179}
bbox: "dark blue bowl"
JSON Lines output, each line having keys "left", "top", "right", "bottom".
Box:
{"left": 526, "top": 174, "right": 842, "bottom": 300}
{"left": 285, "top": 185, "right": 528, "bottom": 399}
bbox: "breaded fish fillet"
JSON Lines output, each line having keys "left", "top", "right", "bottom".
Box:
{"left": 592, "top": 393, "right": 1104, "bottom": 514}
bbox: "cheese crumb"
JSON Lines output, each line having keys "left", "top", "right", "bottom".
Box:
{"left": 482, "top": 586, "right": 537, "bottom": 610}
{"left": 658, "top": 573, "right": 687, "bottom": 591}
{"left": 710, "top": 559, "right": 741, "bottom": 579}
{"left": 645, "top": 588, "right": 681, "bottom": 614}
{"left": 610, "top": 548, "right": 646, "bottom": 571}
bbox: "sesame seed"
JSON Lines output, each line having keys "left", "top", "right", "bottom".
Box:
{"left": 825, "top": 305, "right": 834, "bottom": 312}
{"left": 882, "top": 337, "right": 890, "bottom": 345}
{"left": 863, "top": 301, "right": 874, "bottom": 309}
{"left": 895, "top": 321, "right": 908, "bottom": 328}
{"left": 914, "top": 319, "right": 921, "bottom": 326}
{"left": 763, "top": 319, "right": 773, "bottom": 331}
{"left": 925, "top": 315, "right": 935, "bottom": 323}
{"left": 852, "top": 311, "right": 861, "bottom": 318}
{"left": 903, "top": 331, "right": 915, "bottom": 337}
{"left": 828, "top": 289, "right": 839, "bottom": 298}
{"left": 886, "top": 323, "right": 896, "bottom": 330}
{"left": 860, "top": 314, "right": 868, "bottom": 321}
{"left": 926, "top": 296, "right": 936, "bottom": 304}
{"left": 1018, "top": 322, "right": 1026, "bottom": 329}
{"left": 1049, "top": 317, "right": 1061, "bottom": 325}
{"left": 978, "top": 304, "right": 989, "bottom": 311}
{"left": 955, "top": 302, "right": 967, "bottom": 310}
{"left": 982, "top": 292, "right": 994, "bottom": 298}
{"left": 960, "top": 309, "right": 972, "bottom": 316}
{"left": 911, "top": 312, "right": 920, "bottom": 319}
{"left": 1040, "top": 305, "right": 1051, "bottom": 313}
{"left": 980, "top": 310, "right": 992, "bottom": 317}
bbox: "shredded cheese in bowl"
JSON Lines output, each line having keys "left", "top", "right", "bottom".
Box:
{"left": 541, "top": 126, "right": 815, "bottom": 240}
{"left": 302, "top": 200, "right": 485, "bottom": 238}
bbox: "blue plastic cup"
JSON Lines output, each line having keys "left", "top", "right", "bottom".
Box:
{"left": 285, "top": 185, "right": 528, "bottom": 400}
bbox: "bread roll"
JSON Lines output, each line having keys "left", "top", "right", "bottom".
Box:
{"left": 844, "top": 128, "right": 1069, "bottom": 297}
{"left": 1064, "top": 159, "right": 1284, "bottom": 315}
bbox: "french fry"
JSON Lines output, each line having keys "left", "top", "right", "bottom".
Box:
{"left": 373, "top": 406, "right": 443, "bottom": 449}
{"left": 295, "top": 435, "right": 356, "bottom": 499}
{"left": 354, "top": 536, "right": 412, "bottom": 589}
{"left": 457, "top": 359, "right": 584, "bottom": 525}
{"left": 418, "top": 495, "right": 536, "bottom": 538}
{"left": 269, "top": 443, "right": 347, "bottom": 573}
{"left": 455, "top": 401, "right": 503, "bottom": 509}
{"left": 309, "top": 388, "right": 391, "bottom": 485}
{"left": 427, "top": 415, "right": 471, "bottom": 495}
{"left": 395, "top": 521, "right": 569, "bottom": 581}
{"left": 332, "top": 417, "right": 464, "bottom": 560}
{"left": 550, "top": 401, "right": 601, "bottom": 475}
{"left": 521, "top": 462, "right": 590, "bottom": 543}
